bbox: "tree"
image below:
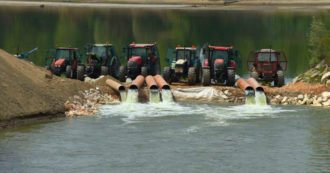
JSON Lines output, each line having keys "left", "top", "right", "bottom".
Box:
{"left": 307, "top": 17, "right": 327, "bottom": 66}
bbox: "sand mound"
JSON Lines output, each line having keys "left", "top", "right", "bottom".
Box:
{"left": 0, "top": 49, "right": 92, "bottom": 120}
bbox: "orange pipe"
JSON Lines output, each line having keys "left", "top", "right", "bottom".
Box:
{"left": 247, "top": 77, "right": 264, "bottom": 92}
{"left": 153, "top": 75, "right": 170, "bottom": 90}
{"left": 106, "top": 79, "right": 125, "bottom": 92}
{"left": 145, "top": 75, "right": 158, "bottom": 90}
{"left": 237, "top": 78, "right": 254, "bottom": 96}
{"left": 129, "top": 75, "right": 145, "bottom": 89}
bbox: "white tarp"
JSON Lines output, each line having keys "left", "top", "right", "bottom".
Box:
{"left": 172, "top": 87, "right": 228, "bottom": 101}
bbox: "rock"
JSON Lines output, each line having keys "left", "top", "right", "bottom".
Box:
{"left": 321, "top": 72, "right": 330, "bottom": 83}
{"left": 281, "top": 96, "right": 288, "bottom": 103}
{"left": 298, "top": 94, "right": 304, "bottom": 100}
{"left": 322, "top": 100, "right": 330, "bottom": 106}
{"left": 307, "top": 98, "right": 314, "bottom": 105}
{"left": 312, "top": 99, "right": 322, "bottom": 107}
{"left": 317, "top": 96, "right": 323, "bottom": 103}
{"left": 327, "top": 80, "right": 330, "bottom": 87}
{"left": 275, "top": 95, "right": 281, "bottom": 99}
{"left": 321, "top": 91, "right": 330, "bottom": 100}
{"left": 311, "top": 71, "right": 321, "bottom": 78}
{"left": 220, "top": 94, "right": 228, "bottom": 99}
{"left": 224, "top": 90, "right": 229, "bottom": 95}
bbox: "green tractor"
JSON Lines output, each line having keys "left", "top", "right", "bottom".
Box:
{"left": 80, "top": 43, "right": 121, "bottom": 80}
{"left": 162, "top": 45, "right": 202, "bottom": 85}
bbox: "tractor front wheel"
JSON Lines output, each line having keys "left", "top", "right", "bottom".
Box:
{"left": 77, "top": 65, "right": 85, "bottom": 81}
{"left": 141, "top": 66, "right": 148, "bottom": 77}
{"left": 188, "top": 67, "right": 196, "bottom": 85}
{"left": 119, "top": 66, "right": 126, "bottom": 82}
{"left": 66, "top": 65, "right": 73, "bottom": 78}
{"left": 226, "top": 69, "right": 235, "bottom": 86}
{"left": 101, "top": 66, "right": 109, "bottom": 76}
{"left": 202, "top": 67, "right": 211, "bottom": 86}
{"left": 276, "top": 70, "right": 284, "bottom": 87}
{"left": 163, "top": 66, "right": 171, "bottom": 83}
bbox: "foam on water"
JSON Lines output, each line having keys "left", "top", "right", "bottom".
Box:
{"left": 161, "top": 89, "right": 174, "bottom": 102}
{"left": 149, "top": 89, "right": 160, "bottom": 103}
{"left": 125, "top": 89, "right": 138, "bottom": 103}
{"left": 255, "top": 91, "right": 267, "bottom": 106}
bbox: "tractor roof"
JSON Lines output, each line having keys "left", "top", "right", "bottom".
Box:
{"left": 257, "top": 49, "right": 279, "bottom": 53}
{"left": 176, "top": 47, "right": 196, "bottom": 50}
{"left": 56, "top": 47, "right": 78, "bottom": 50}
{"left": 129, "top": 43, "right": 155, "bottom": 48}
{"left": 208, "top": 46, "right": 233, "bottom": 50}
{"left": 93, "top": 43, "right": 113, "bottom": 47}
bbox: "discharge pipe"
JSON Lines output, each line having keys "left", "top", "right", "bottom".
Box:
{"left": 145, "top": 75, "right": 158, "bottom": 90}
{"left": 106, "top": 79, "right": 126, "bottom": 92}
{"left": 247, "top": 77, "right": 264, "bottom": 92}
{"left": 237, "top": 78, "right": 255, "bottom": 96}
{"left": 153, "top": 75, "right": 170, "bottom": 90}
{"left": 129, "top": 75, "right": 145, "bottom": 90}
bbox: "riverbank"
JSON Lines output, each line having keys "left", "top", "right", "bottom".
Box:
{"left": 0, "top": 0, "right": 329, "bottom": 10}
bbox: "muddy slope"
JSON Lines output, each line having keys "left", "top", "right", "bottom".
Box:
{"left": 0, "top": 49, "right": 92, "bottom": 120}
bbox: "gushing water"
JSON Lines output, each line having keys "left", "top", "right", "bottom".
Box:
{"left": 120, "top": 91, "right": 127, "bottom": 102}
{"left": 150, "top": 89, "right": 160, "bottom": 103}
{"left": 125, "top": 89, "right": 138, "bottom": 103}
{"left": 161, "top": 89, "right": 173, "bottom": 102}
{"left": 255, "top": 91, "right": 267, "bottom": 106}
{"left": 245, "top": 90, "right": 255, "bottom": 105}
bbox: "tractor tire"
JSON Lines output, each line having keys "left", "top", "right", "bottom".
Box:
{"left": 101, "top": 66, "right": 109, "bottom": 76}
{"left": 196, "top": 64, "right": 202, "bottom": 83}
{"left": 110, "top": 58, "right": 120, "bottom": 78}
{"left": 119, "top": 66, "right": 126, "bottom": 82}
{"left": 202, "top": 68, "right": 211, "bottom": 86}
{"left": 77, "top": 65, "right": 85, "bottom": 81}
{"left": 65, "top": 65, "right": 73, "bottom": 78}
{"left": 141, "top": 66, "right": 148, "bottom": 77}
{"left": 163, "top": 66, "right": 171, "bottom": 83}
{"left": 226, "top": 69, "right": 235, "bottom": 86}
{"left": 188, "top": 67, "right": 196, "bottom": 85}
{"left": 154, "top": 60, "right": 161, "bottom": 75}
{"left": 251, "top": 71, "right": 258, "bottom": 80}
{"left": 276, "top": 70, "right": 284, "bottom": 87}
{"left": 53, "top": 67, "right": 61, "bottom": 76}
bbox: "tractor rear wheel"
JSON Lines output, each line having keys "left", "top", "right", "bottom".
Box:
{"left": 251, "top": 71, "right": 258, "bottom": 80}
{"left": 188, "top": 67, "right": 196, "bottom": 85}
{"left": 77, "top": 65, "right": 85, "bottom": 81}
{"left": 119, "top": 66, "right": 126, "bottom": 82}
{"left": 226, "top": 69, "right": 235, "bottom": 86}
{"left": 163, "top": 66, "right": 171, "bottom": 83}
{"left": 202, "top": 67, "right": 211, "bottom": 86}
{"left": 101, "top": 66, "right": 109, "bottom": 76}
{"left": 141, "top": 66, "right": 148, "bottom": 77}
{"left": 65, "top": 65, "right": 73, "bottom": 78}
{"left": 276, "top": 70, "right": 284, "bottom": 87}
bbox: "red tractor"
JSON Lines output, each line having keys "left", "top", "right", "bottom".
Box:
{"left": 201, "top": 45, "right": 239, "bottom": 86}
{"left": 45, "top": 47, "right": 82, "bottom": 79}
{"left": 119, "top": 43, "right": 161, "bottom": 82}
{"left": 247, "top": 49, "right": 287, "bottom": 87}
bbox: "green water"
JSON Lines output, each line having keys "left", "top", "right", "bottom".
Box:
{"left": 0, "top": 6, "right": 329, "bottom": 77}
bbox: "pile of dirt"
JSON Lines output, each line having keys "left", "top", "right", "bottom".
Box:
{"left": 0, "top": 49, "right": 93, "bottom": 121}
{"left": 264, "top": 82, "right": 329, "bottom": 95}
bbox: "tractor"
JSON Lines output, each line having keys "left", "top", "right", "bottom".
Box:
{"left": 119, "top": 43, "right": 161, "bottom": 82}
{"left": 200, "top": 45, "right": 239, "bottom": 86}
{"left": 45, "top": 47, "right": 82, "bottom": 79}
{"left": 247, "top": 49, "right": 287, "bottom": 87}
{"left": 81, "top": 43, "right": 121, "bottom": 80}
{"left": 163, "top": 45, "right": 202, "bottom": 85}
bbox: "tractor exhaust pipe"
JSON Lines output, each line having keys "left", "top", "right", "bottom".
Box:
{"left": 247, "top": 78, "right": 264, "bottom": 93}
{"left": 153, "top": 75, "right": 170, "bottom": 90}
{"left": 106, "top": 79, "right": 126, "bottom": 92}
{"left": 145, "top": 75, "right": 158, "bottom": 90}
{"left": 237, "top": 78, "right": 255, "bottom": 96}
{"left": 129, "top": 75, "right": 145, "bottom": 90}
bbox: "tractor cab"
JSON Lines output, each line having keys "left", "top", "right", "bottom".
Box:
{"left": 247, "top": 49, "right": 287, "bottom": 87}
{"left": 119, "top": 43, "right": 161, "bottom": 81}
{"left": 46, "top": 47, "right": 81, "bottom": 78}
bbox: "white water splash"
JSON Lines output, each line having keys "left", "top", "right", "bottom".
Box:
{"left": 120, "top": 91, "right": 127, "bottom": 102}
{"left": 125, "top": 89, "right": 138, "bottom": 103}
{"left": 150, "top": 89, "right": 160, "bottom": 103}
{"left": 255, "top": 91, "right": 267, "bottom": 106}
{"left": 161, "top": 89, "right": 174, "bottom": 102}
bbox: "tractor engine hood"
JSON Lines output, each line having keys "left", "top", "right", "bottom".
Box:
{"left": 129, "top": 56, "right": 142, "bottom": 65}
{"left": 214, "top": 59, "right": 225, "bottom": 71}
{"left": 175, "top": 59, "right": 187, "bottom": 65}
{"left": 54, "top": 59, "right": 66, "bottom": 66}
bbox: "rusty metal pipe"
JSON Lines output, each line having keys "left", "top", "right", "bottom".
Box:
{"left": 129, "top": 75, "right": 145, "bottom": 90}
{"left": 237, "top": 78, "right": 254, "bottom": 96}
{"left": 145, "top": 75, "right": 158, "bottom": 90}
{"left": 106, "top": 79, "right": 125, "bottom": 92}
{"left": 247, "top": 77, "right": 264, "bottom": 92}
{"left": 153, "top": 75, "right": 170, "bottom": 90}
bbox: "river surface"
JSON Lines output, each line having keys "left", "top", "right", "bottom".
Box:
{"left": 0, "top": 6, "right": 329, "bottom": 77}
{"left": 0, "top": 102, "right": 329, "bottom": 172}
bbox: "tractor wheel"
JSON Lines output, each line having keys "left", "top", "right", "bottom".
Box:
{"left": 226, "top": 69, "right": 235, "bottom": 86}
{"left": 119, "top": 66, "right": 126, "bottom": 82}
{"left": 196, "top": 64, "right": 202, "bottom": 83}
{"left": 77, "top": 65, "right": 85, "bottom": 81}
{"left": 154, "top": 60, "right": 161, "bottom": 75}
{"left": 101, "top": 66, "right": 109, "bottom": 76}
{"left": 141, "top": 66, "right": 148, "bottom": 77}
{"left": 65, "top": 65, "right": 73, "bottom": 78}
{"left": 202, "top": 68, "right": 211, "bottom": 86}
{"left": 276, "top": 70, "right": 284, "bottom": 87}
{"left": 188, "top": 67, "right": 196, "bottom": 85}
{"left": 110, "top": 58, "right": 120, "bottom": 78}
{"left": 251, "top": 71, "right": 258, "bottom": 80}
{"left": 163, "top": 66, "right": 171, "bottom": 83}
{"left": 53, "top": 67, "right": 61, "bottom": 76}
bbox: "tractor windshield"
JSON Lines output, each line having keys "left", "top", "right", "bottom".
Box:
{"left": 176, "top": 50, "right": 191, "bottom": 60}
{"left": 211, "top": 50, "right": 228, "bottom": 64}
{"left": 92, "top": 46, "right": 109, "bottom": 58}
{"left": 258, "top": 53, "right": 277, "bottom": 62}
{"left": 55, "top": 49, "right": 70, "bottom": 60}
{"left": 131, "top": 47, "right": 147, "bottom": 57}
